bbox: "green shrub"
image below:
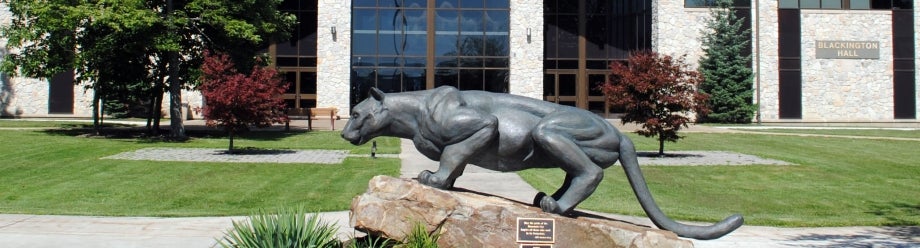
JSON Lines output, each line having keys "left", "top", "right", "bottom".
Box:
{"left": 218, "top": 207, "right": 341, "bottom": 248}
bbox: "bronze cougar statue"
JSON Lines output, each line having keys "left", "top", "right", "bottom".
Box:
{"left": 341, "top": 86, "right": 743, "bottom": 240}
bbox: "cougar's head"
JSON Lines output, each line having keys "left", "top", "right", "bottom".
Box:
{"left": 341, "top": 87, "right": 391, "bottom": 145}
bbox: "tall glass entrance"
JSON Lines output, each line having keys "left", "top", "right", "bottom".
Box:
{"left": 350, "top": 0, "right": 511, "bottom": 107}
{"left": 543, "top": 0, "right": 651, "bottom": 115}
{"left": 275, "top": 0, "right": 318, "bottom": 110}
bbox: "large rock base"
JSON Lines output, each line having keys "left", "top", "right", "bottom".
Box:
{"left": 350, "top": 176, "right": 693, "bottom": 248}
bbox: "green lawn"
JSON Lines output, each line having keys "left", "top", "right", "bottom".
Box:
{"left": 3, "top": 120, "right": 919, "bottom": 228}
{"left": 733, "top": 128, "right": 920, "bottom": 139}
{"left": 0, "top": 126, "right": 400, "bottom": 216}
{"left": 0, "top": 119, "right": 134, "bottom": 128}
{"left": 519, "top": 132, "right": 920, "bottom": 227}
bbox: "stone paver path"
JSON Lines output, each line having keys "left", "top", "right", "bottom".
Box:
{"left": 102, "top": 148, "right": 349, "bottom": 164}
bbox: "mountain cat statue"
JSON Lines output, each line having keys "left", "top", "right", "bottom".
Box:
{"left": 341, "top": 86, "right": 743, "bottom": 240}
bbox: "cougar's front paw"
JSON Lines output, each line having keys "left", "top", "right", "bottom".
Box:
{"left": 538, "top": 194, "right": 562, "bottom": 214}
{"left": 418, "top": 170, "right": 450, "bottom": 189}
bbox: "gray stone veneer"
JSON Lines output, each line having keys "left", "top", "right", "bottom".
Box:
{"left": 316, "top": 0, "right": 351, "bottom": 116}
{"left": 656, "top": 0, "right": 920, "bottom": 122}
{"left": 509, "top": 0, "right": 544, "bottom": 100}
{"left": 800, "top": 10, "right": 893, "bottom": 122}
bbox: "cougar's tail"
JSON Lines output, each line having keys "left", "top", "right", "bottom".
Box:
{"left": 617, "top": 133, "right": 743, "bottom": 240}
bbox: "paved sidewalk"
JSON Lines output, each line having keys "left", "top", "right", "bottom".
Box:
{"left": 0, "top": 212, "right": 355, "bottom": 248}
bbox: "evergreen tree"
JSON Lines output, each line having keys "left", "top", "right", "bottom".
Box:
{"left": 697, "top": 0, "right": 756, "bottom": 123}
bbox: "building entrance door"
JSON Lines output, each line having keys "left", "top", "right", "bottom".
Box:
{"left": 587, "top": 71, "right": 614, "bottom": 117}
{"left": 279, "top": 68, "right": 318, "bottom": 110}
{"left": 543, "top": 71, "right": 578, "bottom": 107}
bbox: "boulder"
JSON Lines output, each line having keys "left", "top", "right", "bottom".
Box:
{"left": 350, "top": 175, "right": 693, "bottom": 248}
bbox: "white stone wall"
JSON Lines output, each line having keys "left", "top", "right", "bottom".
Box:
{"left": 915, "top": 5, "right": 920, "bottom": 120}
{"left": 652, "top": 0, "right": 711, "bottom": 68}
{"left": 756, "top": 0, "right": 780, "bottom": 121}
{"left": 0, "top": 3, "right": 94, "bottom": 118}
{"left": 509, "top": 0, "right": 543, "bottom": 100}
{"left": 800, "top": 10, "right": 893, "bottom": 122}
{"left": 316, "top": 0, "right": 352, "bottom": 115}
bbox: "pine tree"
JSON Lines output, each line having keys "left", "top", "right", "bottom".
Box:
{"left": 697, "top": 0, "right": 756, "bottom": 123}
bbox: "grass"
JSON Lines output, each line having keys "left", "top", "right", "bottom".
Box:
{"left": 734, "top": 128, "right": 920, "bottom": 139}
{"left": 3, "top": 120, "right": 919, "bottom": 228}
{"left": 0, "top": 126, "right": 400, "bottom": 216}
{"left": 518, "top": 132, "right": 920, "bottom": 227}
{"left": 0, "top": 119, "right": 134, "bottom": 128}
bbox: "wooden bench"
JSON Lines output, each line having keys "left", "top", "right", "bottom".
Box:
{"left": 285, "top": 107, "right": 340, "bottom": 131}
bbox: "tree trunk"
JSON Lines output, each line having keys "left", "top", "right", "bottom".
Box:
{"left": 166, "top": 0, "right": 185, "bottom": 140}
{"left": 658, "top": 135, "right": 665, "bottom": 157}
{"left": 167, "top": 56, "right": 185, "bottom": 140}
{"left": 228, "top": 129, "right": 235, "bottom": 153}
{"left": 146, "top": 93, "right": 154, "bottom": 133}
{"left": 92, "top": 88, "right": 100, "bottom": 136}
{"left": 153, "top": 83, "right": 164, "bottom": 135}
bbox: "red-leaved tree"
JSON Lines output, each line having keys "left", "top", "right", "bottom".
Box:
{"left": 199, "top": 51, "right": 289, "bottom": 152}
{"left": 600, "top": 51, "right": 710, "bottom": 156}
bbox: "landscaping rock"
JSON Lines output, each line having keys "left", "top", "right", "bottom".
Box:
{"left": 350, "top": 175, "right": 693, "bottom": 248}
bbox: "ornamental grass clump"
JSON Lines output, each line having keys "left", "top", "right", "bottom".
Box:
{"left": 400, "top": 222, "right": 441, "bottom": 248}
{"left": 218, "top": 208, "right": 341, "bottom": 248}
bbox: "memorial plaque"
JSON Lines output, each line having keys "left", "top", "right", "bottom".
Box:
{"left": 520, "top": 245, "right": 553, "bottom": 248}
{"left": 517, "top": 217, "right": 555, "bottom": 244}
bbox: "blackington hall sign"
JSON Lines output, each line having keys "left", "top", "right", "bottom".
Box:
{"left": 815, "top": 40, "right": 880, "bottom": 59}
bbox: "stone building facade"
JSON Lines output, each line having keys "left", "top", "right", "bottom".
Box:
{"left": 2, "top": 0, "right": 917, "bottom": 123}
{"left": 655, "top": 0, "right": 918, "bottom": 122}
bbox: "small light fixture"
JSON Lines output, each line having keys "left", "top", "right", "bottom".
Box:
{"left": 526, "top": 28, "right": 532, "bottom": 43}
{"left": 331, "top": 26, "right": 337, "bottom": 41}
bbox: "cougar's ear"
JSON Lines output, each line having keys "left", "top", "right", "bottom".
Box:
{"left": 370, "top": 87, "right": 385, "bottom": 102}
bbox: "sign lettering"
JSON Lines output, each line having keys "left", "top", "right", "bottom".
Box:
{"left": 517, "top": 218, "right": 556, "bottom": 244}
{"left": 815, "top": 41, "right": 880, "bottom": 59}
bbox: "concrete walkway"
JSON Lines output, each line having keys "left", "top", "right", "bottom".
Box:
{"left": 1, "top": 119, "right": 919, "bottom": 247}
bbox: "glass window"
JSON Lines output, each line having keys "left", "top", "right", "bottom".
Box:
{"left": 871, "top": 0, "right": 893, "bottom": 9}
{"left": 850, "top": 0, "right": 871, "bottom": 9}
{"left": 485, "top": 0, "right": 509, "bottom": 9}
{"left": 893, "top": 0, "right": 912, "bottom": 9}
{"left": 684, "top": 0, "right": 751, "bottom": 7}
{"left": 404, "top": 0, "right": 426, "bottom": 8}
{"left": 800, "top": 0, "right": 820, "bottom": 8}
{"left": 484, "top": 11, "right": 508, "bottom": 32}
{"left": 436, "top": 0, "right": 458, "bottom": 8}
{"left": 685, "top": 0, "right": 716, "bottom": 7}
{"left": 779, "top": 0, "right": 799, "bottom": 8}
{"left": 732, "top": 0, "right": 752, "bottom": 7}
{"left": 435, "top": 35, "right": 458, "bottom": 56}
{"left": 351, "top": 0, "right": 510, "bottom": 106}
{"left": 276, "top": 0, "right": 317, "bottom": 66}
{"left": 822, "top": 0, "right": 842, "bottom": 8}
{"left": 354, "top": 0, "right": 376, "bottom": 7}
{"left": 460, "top": 10, "right": 484, "bottom": 32}
{"left": 460, "top": 0, "right": 484, "bottom": 9}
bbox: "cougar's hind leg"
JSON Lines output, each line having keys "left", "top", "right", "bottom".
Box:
{"left": 534, "top": 174, "right": 573, "bottom": 208}
{"left": 532, "top": 125, "right": 604, "bottom": 214}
